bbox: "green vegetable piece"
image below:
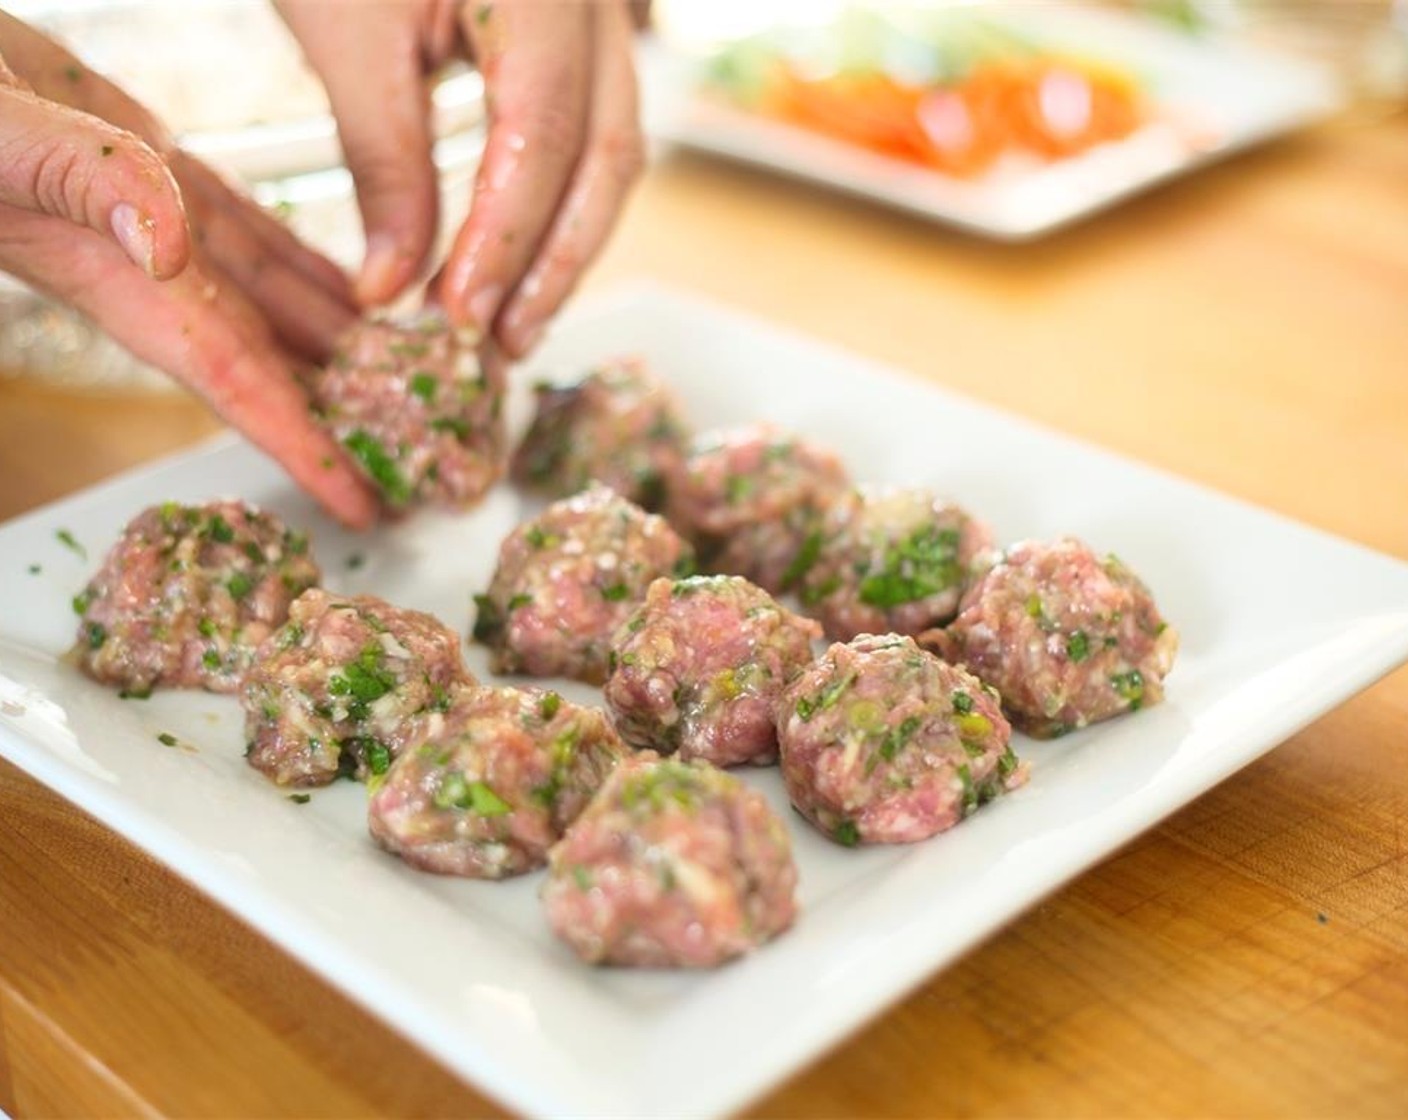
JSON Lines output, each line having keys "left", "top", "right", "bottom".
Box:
{"left": 198, "top": 617, "right": 217, "bottom": 638}
{"left": 207, "top": 514, "right": 235, "bottom": 543}
{"left": 71, "top": 590, "right": 92, "bottom": 616}
{"left": 472, "top": 593, "right": 503, "bottom": 644}
{"left": 435, "top": 772, "right": 510, "bottom": 815}
{"left": 857, "top": 525, "right": 962, "bottom": 609}
{"left": 878, "top": 715, "right": 922, "bottom": 762}
{"left": 364, "top": 740, "right": 392, "bottom": 776}
{"left": 85, "top": 621, "right": 107, "bottom": 649}
{"left": 833, "top": 820, "right": 861, "bottom": 848}
{"left": 601, "top": 583, "right": 630, "bottom": 602}
{"left": 539, "top": 691, "right": 562, "bottom": 720}
{"left": 952, "top": 689, "right": 974, "bottom": 715}
{"left": 157, "top": 732, "right": 178, "bottom": 747}
{"left": 571, "top": 865, "right": 592, "bottom": 890}
{"left": 997, "top": 746, "right": 1021, "bottom": 780}
{"left": 1111, "top": 669, "right": 1146, "bottom": 709}
{"left": 956, "top": 712, "right": 992, "bottom": 740}
{"left": 779, "top": 531, "right": 823, "bottom": 590}
{"left": 202, "top": 648, "right": 221, "bottom": 670}
{"left": 289, "top": 793, "right": 312, "bottom": 804}
{"left": 346, "top": 552, "right": 366, "bottom": 571}
{"left": 56, "top": 528, "right": 86, "bottom": 559}
{"left": 118, "top": 685, "right": 153, "bottom": 700}
{"left": 226, "top": 571, "right": 254, "bottom": 600}
{"left": 343, "top": 430, "right": 412, "bottom": 505}
{"left": 1066, "top": 630, "right": 1091, "bottom": 663}
{"left": 408, "top": 372, "right": 438, "bottom": 402}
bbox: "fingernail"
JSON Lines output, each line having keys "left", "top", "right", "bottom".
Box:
{"left": 111, "top": 203, "right": 155, "bottom": 277}
{"left": 357, "top": 239, "right": 402, "bottom": 307}
{"left": 467, "top": 284, "right": 503, "bottom": 332}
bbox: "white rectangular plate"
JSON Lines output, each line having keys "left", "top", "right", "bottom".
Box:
{"left": 641, "top": 6, "right": 1341, "bottom": 239}
{"left": 3, "top": 286, "right": 1408, "bottom": 1119}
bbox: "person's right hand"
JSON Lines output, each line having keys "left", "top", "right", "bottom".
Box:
{"left": 0, "top": 12, "right": 379, "bottom": 529}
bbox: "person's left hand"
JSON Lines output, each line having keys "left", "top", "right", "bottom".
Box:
{"left": 0, "top": 12, "right": 380, "bottom": 528}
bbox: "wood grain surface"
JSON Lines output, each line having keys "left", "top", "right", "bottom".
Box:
{"left": 2, "top": 107, "right": 1407, "bottom": 1118}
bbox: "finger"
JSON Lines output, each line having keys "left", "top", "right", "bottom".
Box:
{"left": 173, "top": 157, "right": 356, "bottom": 359}
{"left": 0, "top": 82, "right": 189, "bottom": 278}
{"left": 275, "top": 0, "right": 438, "bottom": 307}
{"left": 172, "top": 151, "right": 355, "bottom": 305}
{"left": 497, "top": 0, "right": 644, "bottom": 356}
{"left": 0, "top": 208, "right": 378, "bottom": 528}
{"left": 438, "top": 0, "right": 593, "bottom": 333}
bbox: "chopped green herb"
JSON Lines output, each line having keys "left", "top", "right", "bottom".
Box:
{"left": 539, "top": 691, "right": 562, "bottom": 720}
{"left": 952, "top": 690, "right": 974, "bottom": 715}
{"left": 957, "top": 763, "right": 978, "bottom": 814}
{"left": 363, "top": 739, "right": 392, "bottom": 776}
{"left": 289, "top": 793, "right": 312, "bottom": 804}
{"left": 858, "top": 525, "right": 962, "bottom": 609}
{"left": 408, "top": 372, "right": 438, "bottom": 402}
{"left": 1066, "top": 630, "right": 1091, "bottom": 663}
{"left": 157, "top": 732, "right": 178, "bottom": 747}
{"left": 207, "top": 514, "right": 235, "bottom": 543}
{"left": 85, "top": 621, "right": 107, "bottom": 649}
{"left": 71, "top": 590, "right": 92, "bottom": 616}
{"left": 346, "top": 552, "right": 366, "bottom": 571}
{"left": 343, "top": 429, "right": 412, "bottom": 505}
{"left": 390, "top": 340, "right": 430, "bottom": 360}
{"left": 472, "top": 594, "right": 503, "bottom": 644}
{"left": 796, "top": 695, "right": 817, "bottom": 721}
{"left": 118, "top": 685, "right": 153, "bottom": 700}
{"left": 996, "top": 745, "right": 1021, "bottom": 780}
{"left": 56, "top": 528, "right": 86, "bottom": 559}
{"left": 27, "top": 563, "right": 41, "bottom": 575}
{"left": 779, "top": 530, "right": 823, "bottom": 590}
{"left": 1025, "top": 593, "right": 1044, "bottom": 619}
{"left": 197, "top": 617, "right": 217, "bottom": 638}
{"left": 571, "top": 865, "right": 593, "bottom": 890}
{"left": 284, "top": 530, "right": 309, "bottom": 555}
{"left": 226, "top": 571, "right": 254, "bottom": 600}
{"left": 601, "top": 582, "right": 630, "bottom": 602}
{"left": 328, "top": 644, "right": 398, "bottom": 722}
{"left": 878, "top": 715, "right": 922, "bottom": 762}
{"left": 800, "top": 574, "right": 841, "bottom": 607}
{"left": 524, "top": 525, "right": 554, "bottom": 550}
{"left": 434, "top": 772, "right": 510, "bottom": 815}
{"left": 672, "top": 552, "right": 698, "bottom": 579}
{"left": 1111, "top": 669, "right": 1146, "bottom": 709}
{"left": 833, "top": 820, "right": 861, "bottom": 847}
{"left": 723, "top": 474, "right": 753, "bottom": 505}
{"left": 507, "top": 592, "right": 533, "bottom": 611}
{"left": 430, "top": 416, "right": 470, "bottom": 439}
{"left": 202, "top": 649, "right": 221, "bottom": 670}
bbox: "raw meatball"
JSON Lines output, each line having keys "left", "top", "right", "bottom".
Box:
{"left": 604, "top": 575, "right": 821, "bottom": 766}
{"left": 670, "top": 424, "right": 849, "bottom": 593}
{"left": 777, "top": 633, "right": 1027, "bottom": 846}
{"left": 368, "top": 684, "right": 627, "bottom": 878}
{"left": 309, "top": 310, "right": 506, "bottom": 511}
{"left": 928, "top": 537, "right": 1178, "bottom": 738}
{"left": 72, "top": 500, "right": 319, "bottom": 695}
{"left": 472, "top": 484, "right": 695, "bottom": 684}
{"left": 542, "top": 753, "right": 798, "bottom": 967}
{"left": 243, "top": 589, "right": 473, "bottom": 787}
{"left": 510, "top": 356, "right": 690, "bottom": 512}
{"left": 797, "top": 487, "right": 994, "bottom": 641}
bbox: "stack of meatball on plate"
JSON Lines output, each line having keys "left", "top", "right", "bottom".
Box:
{"left": 69, "top": 316, "right": 1178, "bottom": 970}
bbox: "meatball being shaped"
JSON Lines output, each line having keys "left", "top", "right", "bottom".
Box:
{"left": 670, "top": 424, "right": 849, "bottom": 593}
{"left": 73, "top": 500, "right": 319, "bottom": 695}
{"left": 309, "top": 310, "right": 506, "bottom": 511}
{"left": 510, "top": 356, "right": 690, "bottom": 512}
{"left": 777, "top": 634, "right": 1026, "bottom": 847}
{"left": 243, "top": 589, "right": 473, "bottom": 787}
{"left": 472, "top": 484, "right": 695, "bottom": 685}
{"left": 931, "top": 537, "right": 1178, "bottom": 739}
{"left": 542, "top": 754, "right": 799, "bottom": 967}
{"left": 798, "top": 487, "right": 994, "bottom": 641}
{"left": 604, "top": 575, "right": 821, "bottom": 767}
{"left": 369, "top": 685, "right": 627, "bottom": 878}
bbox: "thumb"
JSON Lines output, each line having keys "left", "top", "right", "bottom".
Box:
{"left": 0, "top": 81, "right": 189, "bottom": 279}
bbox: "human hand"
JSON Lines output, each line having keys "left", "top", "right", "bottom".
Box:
{"left": 0, "top": 12, "right": 379, "bottom": 528}
{"left": 276, "top": 0, "right": 645, "bottom": 358}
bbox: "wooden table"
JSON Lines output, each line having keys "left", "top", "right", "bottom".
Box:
{"left": 3, "top": 107, "right": 1408, "bottom": 1118}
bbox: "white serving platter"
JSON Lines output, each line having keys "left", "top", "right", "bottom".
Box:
{"left": 3, "top": 286, "right": 1408, "bottom": 1118}
{"left": 641, "top": 6, "right": 1342, "bottom": 239}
